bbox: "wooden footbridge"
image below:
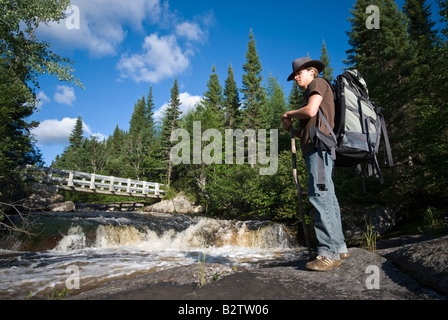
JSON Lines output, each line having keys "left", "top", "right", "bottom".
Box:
{"left": 24, "top": 166, "right": 166, "bottom": 199}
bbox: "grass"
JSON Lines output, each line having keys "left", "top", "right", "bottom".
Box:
{"left": 47, "top": 288, "right": 70, "bottom": 300}
{"left": 361, "top": 219, "right": 379, "bottom": 252}
{"left": 197, "top": 251, "right": 207, "bottom": 288}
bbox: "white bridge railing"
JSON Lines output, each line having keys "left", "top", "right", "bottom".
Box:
{"left": 25, "top": 166, "right": 166, "bottom": 198}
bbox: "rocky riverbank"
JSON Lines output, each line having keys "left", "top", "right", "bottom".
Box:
{"left": 70, "top": 235, "right": 447, "bottom": 301}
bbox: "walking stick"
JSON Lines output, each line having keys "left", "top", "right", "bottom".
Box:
{"left": 289, "top": 126, "right": 313, "bottom": 260}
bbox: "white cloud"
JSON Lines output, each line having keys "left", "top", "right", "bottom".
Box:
{"left": 36, "top": 0, "right": 163, "bottom": 57}
{"left": 117, "top": 33, "right": 192, "bottom": 83}
{"left": 34, "top": 0, "right": 214, "bottom": 82}
{"left": 176, "top": 21, "right": 205, "bottom": 42}
{"left": 54, "top": 86, "right": 76, "bottom": 105}
{"left": 36, "top": 91, "right": 51, "bottom": 109}
{"left": 31, "top": 117, "right": 105, "bottom": 146}
{"left": 153, "top": 92, "right": 202, "bottom": 122}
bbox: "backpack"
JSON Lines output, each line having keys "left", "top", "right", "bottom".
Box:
{"left": 310, "top": 69, "right": 394, "bottom": 191}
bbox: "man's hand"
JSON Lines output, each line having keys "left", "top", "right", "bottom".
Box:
{"left": 282, "top": 112, "right": 293, "bottom": 131}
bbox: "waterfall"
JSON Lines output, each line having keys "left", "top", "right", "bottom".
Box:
{"left": 49, "top": 215, "right": 297, "bottom": 252}
{"left": 0, "top": 211, "right": 303, "bottom": 299}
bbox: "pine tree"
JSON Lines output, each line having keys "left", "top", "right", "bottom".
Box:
{"left": 127, "top": 97, "right": 147, "bottom": 179}
{"left": 129, "top": 96, "right": 146, "bottom": 137}
{"left": 200, "top": 65, "right": 225, "bottom": 130}
{"left": 160, "top": 78, "right": 182, "bottom": 186}
{"left": 288, "top": 82, "right": 303, "bottom": 112}
{"left": 435, "top": 0, "right": 448, "bottom": 100}
{"left": 144, "top": 87, "right": 157, "bottom": 139}
{"left": 83, "top": 136, "right": 107, "bottom": 174}
{"left": 104, "top": 125, "right": 127, "bottom": 177}
{"left": 263, "top": 75, "right": 286, "bottom": 130}
{"left": 54, "top": 115, "right": 85, "bottom": 171}
{"left": 404, "top": 0, "right": 448, "bottom": 201}
{"left": 241, "top": 29, "right": 266, "bottom": 130}
{"left": 320, "top": 39, "right": 334, "bottom": 82}
{"left": 160, "top": 78, "right": 182, "bottom": 147}
{"left": 344, "top": 0, "right": 448, "bottom": 212}
{"left": 345, "top": 0, "right": 417, "bottom": 106}
{"left": 403, "top": 0, "right": 439, "bottom": 100}
{"left": 439, "top": 0, "right": 448, "bottom": 40}
{"left": 68, "top": 115, "right": 84, "bottom": 150}
{"left": 404, "top": 0, "right": 438, "bottom": 56}
{"left": 142, "top": 86, "right": 162, "bottom": 180}
{"left": 223, "top": 63, "right": 241, "bottom": 128}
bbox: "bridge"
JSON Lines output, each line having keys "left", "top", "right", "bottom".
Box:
{"left": 24, "top": 166, "right": 167, "bottom": 199}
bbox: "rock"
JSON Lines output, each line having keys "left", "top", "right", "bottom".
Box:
{"left": 46, "top": 201, "right": 75, "bottom": 212}
{"left": 70, "top": 247, "right": 444, "bottom": 300}
{"left": 143, "top": 192, "right": 204, "bottom": 214}
{"left": 22, "top": 192, "right": 65, "bottom": 210}
{"left": 299, "top": 205, "right": 397, "bottom": 248}
{"left": 71, "top": 263, "right": 235, "bottom": 300}
{"left": 341, "top": 205, "right": 397, "bottom": 246}
{"left": 381, "top": 235, "right": 448, "bottom": 296}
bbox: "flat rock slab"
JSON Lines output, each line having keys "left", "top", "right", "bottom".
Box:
{"left": 381, "top": 236, "right": 448, "bottom": 296}
{"left": 71, "top": 247, "right": 444, "bottom": 300}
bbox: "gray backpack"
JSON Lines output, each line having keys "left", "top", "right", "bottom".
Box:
{"left": 311, "top": 69, "right": 394, "bottom": 191}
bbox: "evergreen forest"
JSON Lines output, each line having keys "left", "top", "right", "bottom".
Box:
{"left": 1, "top": 0, "right": 447, "bottom": 226}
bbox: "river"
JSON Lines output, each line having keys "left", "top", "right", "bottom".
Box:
{"left": 0, "top": 210, "right": 304, "bottom": 300}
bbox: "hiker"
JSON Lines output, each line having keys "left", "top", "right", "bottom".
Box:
{"left": 282, "top": 57, "right": 349, "bottom": 271}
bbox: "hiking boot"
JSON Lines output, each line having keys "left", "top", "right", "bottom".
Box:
{"left": 339, "top": 252, "right": 350, "bottom": 260}
{"left": 306, "top": 255, "right": 342, "bottom": 272}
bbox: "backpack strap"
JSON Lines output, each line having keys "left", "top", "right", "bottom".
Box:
{"left": 306, "top": 78, "right": 339, "bottom": 192}
{"left": 318, "top": 109, "right": 337, "bottom": 160}
{"left": 378, "top": 111, "right": 394, "bottom": 166}
{"left": 309, "top": 109, "right": 338, "bottom": 191}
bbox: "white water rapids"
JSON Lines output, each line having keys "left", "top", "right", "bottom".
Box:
{"left": 0, "top": 211, "right": 304, "bottom": 299}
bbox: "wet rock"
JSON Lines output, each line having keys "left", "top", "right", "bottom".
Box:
{"left": 143, "top": 192, "right": 204, "bottom": 214}
{"left": 21, "top": 183, "right": 66, "bottom": 211}
{"left": 22, "top": 191, "right": 65, "bottom": 210}
{"left": 46, "top": 201, "right": 75, "bottom": 212}
{"left": 70, "top": 246, "right": 445, "bottom": 300}
{"left": 71, "top": 263, "right": 235, "bottom": 300}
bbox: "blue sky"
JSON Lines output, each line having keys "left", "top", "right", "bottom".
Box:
{"left": 30, "top": 0, "right": 409, "bottom": 165}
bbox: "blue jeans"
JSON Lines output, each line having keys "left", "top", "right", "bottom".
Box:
{"left": 304, "top": 150, "right": 347, "bottom": 260}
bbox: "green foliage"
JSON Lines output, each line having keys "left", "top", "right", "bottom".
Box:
{"left": 199, "top": 65, "right": 226, "bottom": 130}
{"left": 240, "top": 29, "right": 266, "bottom": 130}
{"left": 320, "top": 39, "right": 334, "bottom": 82}
{"left": 0, "top": 0, "right": 81, "bottom": 202}
{"left": 223, "top": 63, "right": 241, "bottom": 128}
{"left": 47, "top": 288, "right": 70, "bottom": 300}
{"left": 185, "top": 150, "right": 309, "bottom": 220}
{"left": 343, "top": 0, "right": 448, "bottom": 216}
{"left": 262, "top": 75, "right": 287, "bottom": 130}
{"left": 53, "top": 93, "right": 163, "bottom": 183}
{"left": 360, "top": 219, "right": 379, "bottom": 252}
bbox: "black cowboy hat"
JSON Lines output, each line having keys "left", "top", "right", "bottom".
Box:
{"left": 287, "top": 57, "right": 325, "bottom": 81}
